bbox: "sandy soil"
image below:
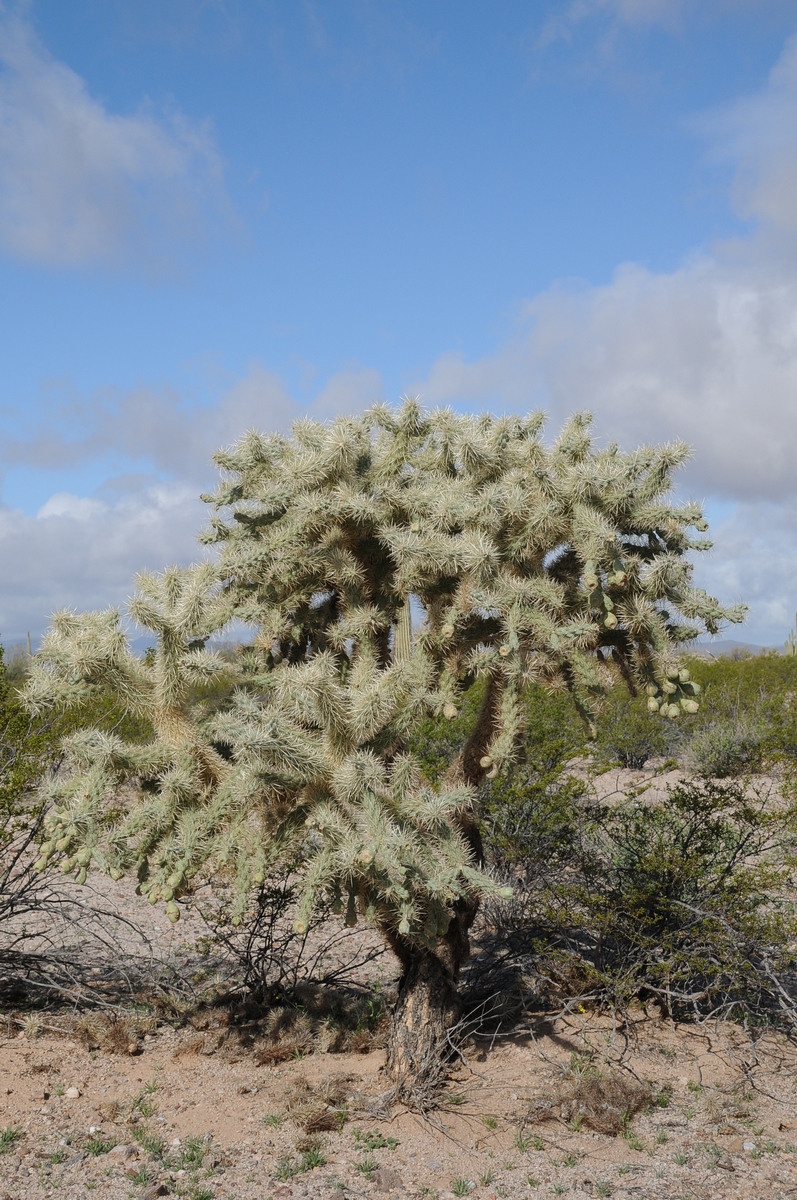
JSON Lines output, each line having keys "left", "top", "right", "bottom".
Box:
{"left": 3, "top": 1007, "right": 797, "bottom": 1200}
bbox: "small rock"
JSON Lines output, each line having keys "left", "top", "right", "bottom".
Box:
{"left": 171, "top": 1138, "right": 181, "bottom": 1146}
{"left": 743, "top": 1140, "right": 757, "bottom": 1152}
{"left": 373, "top": 1167, "right": 403, "bottom": 1192}
{"left": 142, "top": 1185, "right": 169, "bottom": 1199}
{"left": 127, "top": 1043, "right": 140, "bottom": 1056}
{"left": 64, "top": 1086, "right": 81, "bottom": 1099}
{"left": 109, "top": 1144, "right": 137, "bottom": 1162}
{"left": 426, "top": 1159, "right": 442, "bottom": 1171}
{"left": 273, "top": 1188, "right": 292, "bottom": 1199}
{"left": 40, "top": 1106, "right": 52, "bottom": 1115}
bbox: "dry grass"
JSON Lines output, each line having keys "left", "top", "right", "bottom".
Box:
{"left": 525, "top": 1054, "right": 655, "bottom": 1136}
{"left": 285, "top": 1073, "right": 355, "bottom": 1134}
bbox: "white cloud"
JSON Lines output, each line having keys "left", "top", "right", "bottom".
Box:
{"left": 0, "top": 10, "right": 228, "bottom": 269}
{"left": 412, "top": 33, "right": 797, "bottom": 644}
{"left": 0, "top": 362, "right": 386, "bottom": 642}
{"left": 0, "top": 483, "right": 206, "bottom": 645}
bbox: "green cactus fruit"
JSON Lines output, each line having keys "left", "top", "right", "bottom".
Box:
{"left": 398, "top": 917, "right": 411, "bottom": 936}
{"left": 603, "top": 595, "right": 615, "bottom": 611}
{"left": 148, "top": 890, "right": 160, "bottom": 905}
{"left": 410, "top": 521, "right": 420, "bottom": 533}
{"left": 443, "top": 701, "right": 458, "bottom": 719}
{"left": 662, "top": 681, "right": 677, "bottom": 694}
{"left": 55, "top": 836, "right": 71, "bottom": 852}
{"left": 604, "top": 613, "right": 618, "bottom": 629}
{"left": 647, "top": 698, "right": 660, "bottom": 713}
{"left": 33, "top": 857, "right": 48, "bottom": 873}
{"left": 75, "top": 848, "right": 92, "bottom": 867}
{"left": 39, "top": 840, "right": 54, "bottom": 858}
{"left": 695, "top": 519, "right": 709, "bottom": 532}
{"left": 613, "top": 571, "right": 628, "bottom": 586}
{"left": 442, "top": 623, "right": 454, "bottom": 638}
{"left": 499, "top": 645, "right": 510, "bottom": 656}
{"left": 253, "top": 871, "right": 265, "bottom": 885}
{"left": 645, "top": 684, "right": 658, "bottom": 698}
{"left": 162, "top": 887, "right": 174, "bottom": 902}
{"left": 486, "top": 765, "right": 498, "bottom": 779}
{"left": 667, "top": 704, "right": 680, "bottom": 719}
{"left": 75, "top": 868, "right": 87, "bottom": 886}
{"left": 584, "top": 574, "right": 599, "bottom": 591}
{"left": 166, "top": 902, "right": 180, "bottom": 924}
{"left": 681, "top": 698, "right": 699, "bottom": 714}
{"left": 231, "top": 914, "right": 242, "bottom": 927}
{"left": 498, "top": 887, "right": 514, "bottom": 900}
{"left": 689, "top": 681, "right": 702, "bottom": 695}
{"left": 480, "top": 754, "right": 493, "bottom": 768}
{"left": 678, "top": 668, "right": 691, "bottom": 683}
{"left": 667, "top": 668, "right": 680, "bottom": 681}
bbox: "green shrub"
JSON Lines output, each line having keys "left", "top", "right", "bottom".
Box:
{"left": 482, "top": 777, "right": 797, "bottom": 1025}
{"left": 592, "top": 688, "right": 681, "bottom": 770}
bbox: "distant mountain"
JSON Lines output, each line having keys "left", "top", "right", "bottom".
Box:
{"left": 690, "top": 638, "right": 779, "bottom": 658}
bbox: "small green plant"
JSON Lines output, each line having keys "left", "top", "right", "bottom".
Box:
{"left": 264, "top": 1111, "right": 285, "bottom": 1128}
{"left": 595, "top": 1183, "right": 612, "bottom": 1198}
{"left": 655, "top": 1129, "right": 668, "bottom": 1145}
{"left": 129, "top": 1166, "right": 153, "bottom": 1186}
{"left": 624, "top": 1131, "right": 644, "bottom": 1151}
{"left": 179, "top": 1136, "right": 206, "bottom": 1169}
{"left": 131, "top": 1126, "right": 166, "bottom": 1158}
{"left": 447, "top": 1093, "right": 466, "bottom": 1106}
{"left": 673, "top": 1150, "right": 688, "bottom": 1165}
{"left": 552, "top": 1186, "right": 566, "bottom": 1197}
{"left": 300, "top": 1145, "right": 326, "bottom": 1171}
{"left": 354, "top": 1155, "right": 378, "bottom": 1177}
{"left": 276, "top": 1156, "right": 299, "bottom": 1181}
{"left": 526, "top": 1178, "right": 539, "bottom": 1189}
{"left": 617, "top": 1164, "right": 632, "bottom": 1175}
{"left": 562, "top": 1152, "right": 580, "bottom": 1167}
{"left": 482, "top": 1115, "right": 499, "bottom": 1131}
{"left": 515, "top": 1130, "right": 535, "bottom": 1152}
{"left": 48, "top": 1148, "right": 68, "bottom": 1164}
{"left": 352, "top": 1128, "right": 399, "bottom": 1151}
{"left": 687, "top": 1080, "right": 702, "bottom": 1093}
{"left": 84, "top": 1136, "right": 117, "bottom": 1156}
{"left": 187, "top": 1188, "right": 214, "bottom": 1200}
{"left": 451, "top": 1181, "right": 470, "bottom": 1198}
{"left": 0, "top": 1126, "right": 22, "bottom": 1154}
{"left": 479, "top": 1169, "right": 495, "bottom": 1185}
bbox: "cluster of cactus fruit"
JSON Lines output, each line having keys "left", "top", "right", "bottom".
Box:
{"left": 645, "top": 668, "right": 701, "bottom": 719}
{"left": 583, "top": 557, "right": 628, "bottom": 631}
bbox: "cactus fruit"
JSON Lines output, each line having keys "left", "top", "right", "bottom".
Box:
{"left": 60, "top": 856, "right": 75, "bottom": 873}
{"left": 667, "top": 704, "right": 680, "bottom": 719}
{"left": 645, "top": 684, "right": 658, "bottom": 698}
{"left": 678, "top": 668, "right": 691, "bottom": 683}
{"left": 166, "top": 901, "right": 180, "bottom": 923}
{"left": 584, "top": 573, "right": 599, "bottom": 591}
{"left": 604, "top": 613, "right": 618, "bottom": 629}
{"left": 75, "top": 867, "right": 87, "bottom": 885}
{"left": 681, "top": 698, "right": 700, "bottom": 714}
{"left": 695, "top": 518, "right": 709, "bottom": 532}
{"left": 662, "top": 680, "right": 677, "bottom": 694}
{"left": 442, "top": 622, "right": 454, "bottom": 638}
{"left": 33, "top": 858, "right": 48, "bottom": 873}
{"left": 480, "top": 754, "right": 493, "bottom": 768}
{"left": 499, "top": 645, "right": 510, "bottom": 656}
{"left": 443, "top": 701, "right": 458, "bottom": 719}
{"left": 667, "top": 668, "right": 680, "bottom": 681}
{"left": 398, "top": 918, "right": 411, "bottom": 935}
{"left": 647, "top": 697, "right": 660, "bottom": 713}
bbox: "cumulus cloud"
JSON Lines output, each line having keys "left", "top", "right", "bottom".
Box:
{"left": 413, "top": 33, "right": 797, "bottom": 643}
{"left": 0, "top": 362, "right": 386, "bottom": 642}
{"left": 2, "top": 363, "right": 386, "bottom": 483}
{"left": 0, "top": 483, "right": 207, "bottom": 645}
{"left": 0, "top": 9, "right": 228, "bottom": 270}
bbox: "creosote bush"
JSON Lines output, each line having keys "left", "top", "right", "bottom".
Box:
{"left": 480, "top": 775, "right": 797, "bottom": 1025}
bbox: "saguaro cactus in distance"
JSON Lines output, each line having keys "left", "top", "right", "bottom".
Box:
{"left": 27, "top": 401, "right": 744, "bottom": 1103}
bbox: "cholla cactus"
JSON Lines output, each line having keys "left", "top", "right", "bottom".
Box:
{"left": 27, "top": 401, "right": 744, "bottom": 1097}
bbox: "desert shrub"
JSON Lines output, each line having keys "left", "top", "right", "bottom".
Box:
{"left": 686, "top": 714, "right": 764, "bottom": 777}
{"left": 477, "top": 777, "right": 797, "bottom": 1026}
{"left": 592, "top": 688, "right": 682, "bottom": 770}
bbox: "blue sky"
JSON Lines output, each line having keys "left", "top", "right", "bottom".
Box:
{"left": 2, "top": 0, "right": 797, "bottom": 646}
